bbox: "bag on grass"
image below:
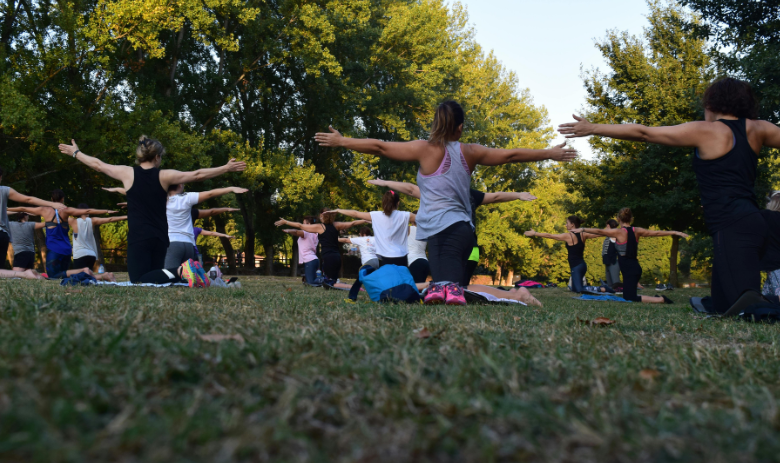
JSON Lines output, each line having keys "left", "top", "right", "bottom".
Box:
{"left": 60, "top": 272, "right": 97, "bottom": 287}
{"left": 738, "top": 304, "right": 780, "bottom": 323}
{"left": 348, "top": 264, "right": 420, "bottom": 303}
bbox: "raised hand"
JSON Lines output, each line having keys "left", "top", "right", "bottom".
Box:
{"left": 58, "top": 139, "right": 79, "bottom": 156}
{"left": 547, "top": 142, "right": 578, "bottom": 162}
{"left": 274, "top": 218, "right": 288, "bottom": 227}
{"left": 677, "top": 232, "right": 690, "bottom": 239}
{"left": 367, "top": 179, "right": 386, "bottom": 187}
{"left": 227, "top": 208, "right": 240, "bottom": 212}
{"left": 524, "top": 230, "right": 536, "bottom": 237}
{"left": 231, "top": 187, "right": 249, "bottom": 194}
{"left": 519, "top": 193, "right": 537, "bottom": 201}
{"left": 314, "top": 126, "right": 343, "bottom": 147}
{"left": 117, "top": 202, "right": 127, "bottom": 208}
{"left": 558, "top": 115, "right": 595, "bottom": 139}
{"left": 226, "top": 159, "right": 247, "bottom": 172}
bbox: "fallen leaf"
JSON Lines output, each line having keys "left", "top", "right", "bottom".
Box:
{"left": 639, "top": 369, "right": 661, "bottom": 380}
{"left": 65, "top": 289, "right": 83, "bottom": 294}
{"left": 199, "top": 334, "right": 245, "bottom": 345}
{"left": 592, "top": 317, "right": 616, "bottom": 326}
{"left": 286, "top": 288, "right": 292, "bottom": 292}
{"left": 414, "top": 327, "right": 431, "bottom": 339}
{"left": 327, "top": 301, "right": 335, "bottom": 306}
{"left": 513, "top": 316, "right": 521, "bottom": 321}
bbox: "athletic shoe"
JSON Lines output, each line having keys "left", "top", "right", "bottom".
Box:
{"left": 180, "top": 259, "right": 201, "bottom": 288}
{"left": 445, "top": 284, "right": 466, "bottom": 306}
{"left": 666, "top": 283, "right": 674, "bottom": 291}
{"left": 424, "top": 283, "right": 446, "bottom": 304}
{"left": 661, "top": 295, "right": 674, "bottom": 304}
{"left": 655, "top": 284, "right": 667, "bottom": 291}
{"left": 192, "top": 260, "right": 210, "bottom": 287}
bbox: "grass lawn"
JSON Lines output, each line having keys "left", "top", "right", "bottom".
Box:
{"left": 1, "top": 276, "right": 779, "bottom": 462}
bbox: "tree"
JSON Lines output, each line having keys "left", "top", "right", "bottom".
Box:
{"left": 566, "top": 0, "right": 713, "bottom": 287}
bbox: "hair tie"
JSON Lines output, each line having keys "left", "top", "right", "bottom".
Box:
{"left": 390, "top": 190, "right": 395, "bottom": 196}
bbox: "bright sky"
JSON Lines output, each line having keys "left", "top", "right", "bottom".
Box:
{"left": 457, "top": 0, "right": 652, "bottom": 159}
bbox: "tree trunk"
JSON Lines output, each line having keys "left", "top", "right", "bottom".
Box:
{"left": 504, "top": 269, "right": 514, "bottom": 287}
{"left": 669, "top": 234, "right": 679, "bottom": 288}
{"left": 291, "top": 238, "right": 298, "bottom": 277}
{"left": 264, "top": 244, "right": 274, "bottom": 276}
{"left": 212, "top": 214, "right": 236, "bottom": 274}
{"left": 34, "top": 228, "right": 47, "bottom": 272}
{"left": 494, "top": 264, "right": 502, "bottom": 286}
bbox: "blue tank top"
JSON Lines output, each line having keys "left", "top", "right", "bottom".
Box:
{"left": 46, "top": 210, "right": 72, "bottom": 255}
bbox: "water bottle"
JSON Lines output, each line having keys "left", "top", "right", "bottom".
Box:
{"left": 316, "top": 270, "right": 322, "bottom": 279}
{"left": 98, "top": 265, "right": 105, "bottom": 274}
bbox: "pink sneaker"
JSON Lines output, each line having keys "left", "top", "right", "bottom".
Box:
{"left": 424, "top": 283, "right": 446, "bottom": 304}
{"left": 445, "top": 284, "right": 466, "bottom": 306}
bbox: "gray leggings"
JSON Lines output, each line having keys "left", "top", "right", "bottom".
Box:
{"left": 605, "top": 262, "right": 621, "bottom": 287}
{"left": 164, "top": 241, "right": 195, "bottom": 268}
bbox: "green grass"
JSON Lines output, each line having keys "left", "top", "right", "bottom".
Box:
{"left": 1, "top": 277, "right": 779, "bottom": 462}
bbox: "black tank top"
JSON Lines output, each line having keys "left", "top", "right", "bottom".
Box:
{"left": 565, "top": 232, "right": 585, "bottom": 266}
{"left": 693, "top": 118, "right": 759, "bottom": 235}
{"left": 319, "top": 223, "right": 340, "bottom": 255}
{"left": 126, "top": 166, "right": 168, "bottom": 245}
{"left": 616, "top": 227, "right": 638, "bottom": 260}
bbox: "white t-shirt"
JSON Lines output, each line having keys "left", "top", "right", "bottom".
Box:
{"left": 350, "top": 236, "right": 377, "bottom": 265}
{"left": 407, "top": 226, "right": 428, "bottom": 264}
{"left": 369, "top": 210, "right": 410, "bottom": 258}
{"left": 167, "top": 193, "right": 200, "bottom": 243}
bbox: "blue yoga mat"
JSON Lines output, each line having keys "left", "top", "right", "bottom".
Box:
{"left": 574, "top": 294, "right": 631, "bottom": 303}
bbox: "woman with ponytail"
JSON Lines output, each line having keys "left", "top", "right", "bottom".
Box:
{"left": 58, "top": 136, "right": 247, "bottom": 283}
{"left": 572, "top": 208, "right": 689, "bottom": 304}
{"left": 326, "top": 190, "right": 415, "bottom": 267}
{"left": 315, "top": 101, "right": 576, "bottom": 305}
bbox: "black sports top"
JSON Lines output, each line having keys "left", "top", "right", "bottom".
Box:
{"left": 602, "top": 237, "right": 617, "bottom": 265}
{"left": 616, "top": 227, "right": 638, "bottom": 260}
{"left": 565, "top": 232, "right": 585, "bottom": 266}
{"left": 760, "top": 209, "right": 780, "bottom": 272}
{"left": 319, "top": 223, "right": 340, "bottom": 255}
{"left": 126, "top": 166, "right": 168, "bottom": 245}
{"left": 693, "top": 118, "right": 759, "bottom": 235}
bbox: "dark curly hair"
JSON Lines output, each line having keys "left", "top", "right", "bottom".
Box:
{"left": 702, "top": 77, "right": 759, "bottom": 119}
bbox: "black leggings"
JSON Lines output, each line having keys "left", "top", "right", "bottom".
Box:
{"left": 138, "top": 267, "right": 182, "bottom": 284}
{"left": 0, "top": 230, "right": 9, "bottom": 269}
{"left": 427, "top": 221, "right": 473, "bottom": 286}
{"left": 409, "top": 259, "right": 431, "bottom": 283}
{"left": 619, "top": 257, "right": 643, "bottom": 302}
{"left": 72, "top": 256, "right": 97, "bottom": 270}
{"left": 321, "top": 252, "right": 341, "bottom": 281}
{"left": 378, "top": 255, "right": 408, "bottom": 267}
{"left": 711, "top": 212, "right": 767, "bottom": 313}
{"left": 127, "top": 238, "right": 168, "bottom": 283}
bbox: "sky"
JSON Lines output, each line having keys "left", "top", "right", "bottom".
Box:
{"left": 457, "top": 0, "right": 652, "bottom": 159}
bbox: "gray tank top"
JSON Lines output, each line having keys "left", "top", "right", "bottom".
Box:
{"left": 415, "top": 141, "right": 473, "bottom": 240}
{"left": 73, "top": 217, "right": 98, "bottom": 259}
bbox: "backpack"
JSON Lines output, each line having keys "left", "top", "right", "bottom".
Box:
{"left": 738, "top": 304, "right": 780, "bottom": 323}
{"left": 348, "top": 265, "right": 420, "bottom": 303}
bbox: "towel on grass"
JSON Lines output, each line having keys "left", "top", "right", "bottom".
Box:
{"left": 574, "top": 294, "right": 631, "bottom": 303}
{"left": 465, "top": 290, "right": 527, "bottom": 305}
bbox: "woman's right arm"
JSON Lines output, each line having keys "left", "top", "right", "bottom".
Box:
{"left": 197, "top": 187, "right": 248, "bottom": 204}
{"left": 573, "top": 227, "right": 623, "bottom": 239}
{"left": 283, "top": 229, "right": 304, "bottom": 238}
{"left": 160, "top": 159, "right": 247, "bottom": 189}
{"left": 315, "top": 126, "right": 429, "bottom": 162}
{"left": 327, "top": 209, "right": 372, "bottom": 221}
{"left": 524, "top": 230, "right": 569, "bottom": 242}
{"left": 197, "top": 208, "right": 240, "bottom": 218}
{"left": 59, "top": 140, "right": 134, "bottom": 186}
{"left": 274, "top": 218, "right": 324, "bottom": 234}
{"left": 367, "top": 179, "right": 420, "bottom": 198}
{"left": 7, "top": 191, "right": 66, "bottom": 210}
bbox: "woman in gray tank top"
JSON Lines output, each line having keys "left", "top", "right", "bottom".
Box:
{"left": 315, "top": 101, "right": 577, "bottom": 305}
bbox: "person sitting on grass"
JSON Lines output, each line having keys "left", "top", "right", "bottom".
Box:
{"left": 8, "top": 212, "right": 46, "bottom": 272}
{"left": 571, "top": 208, "right": 688, "bottom": 304}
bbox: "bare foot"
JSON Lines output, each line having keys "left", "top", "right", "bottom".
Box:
{"left": 511, "top": 287, "right": 543, "bottom": 307}
{"left": 22, "top": 269, "right": 43, "bottom": 280}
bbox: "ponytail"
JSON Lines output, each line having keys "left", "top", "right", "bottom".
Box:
{"left": 429, "top": 101, "right": 465, "bottom": 147}
{"left": 617, "top": 207, "right": 633, "bottom": 224}
{"left": 567, "top": 215, "right": 582, "bottom": 228}
{"left": 382, "top": 190, "right": 400, "bottom": 216}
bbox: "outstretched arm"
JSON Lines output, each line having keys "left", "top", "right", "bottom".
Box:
{"left": 7, "top": 190, "right": 65, "bottom": 210}
{"left": 275, "top": 218, "right": 325, "bottom": 234}
{"left": 482, "top": 192, "right": 537, "bottom": 204}
{"left": 197, "top": 187, "right": 248, "bottom": 204}
{"left": 338, "top": 238, "right": 353, "bottom": 244}
{"left": 199, "top": 230, "right": 235, "bottom": 239}
{"left": 572, "top": 227, "right": 623, "bottom": 239}
{"left": 34, "top": 222, "right": 46, "bottom": 230}
{"left": 159, "top": 159, "right": 247, "bottom": 189}
{"left": 368, "top": 179, "right": 420, "bottom": 198}
{"left": 315, "top": 126, "right": 429, "bottom": 162}
{"left": 8, "top": 206, "right": 48, "bottom": 215}
{"left": 283, "top": 229, "right": 305, "bottom": 238}
{"left": 336, "top": 219, "right": 370, "bottom": 231}
{"left": 59, "top": 140, "right": 134, "bottom": 186}
{"left": 463, "top": 142, "right": 577, "bottom": 167}
{"left": 524, "top": 230, "right": 571, "bottom": 242}
{"left": 197, "top": 208, "right": 240, "bottom": 218}
{"left": 64, "top": 207, "right": 117, "bottom": 217}
{"left": 635, "top": 228, "right": 689, "bottom": 239}
{"left": 91, "top": 216, "right": 128, "bottom": 226}
{"left": 327, "top": 209, "right": 372, "bottom": 221}
{"left": 102, "top": 187, "right": 127, "bottom": 196}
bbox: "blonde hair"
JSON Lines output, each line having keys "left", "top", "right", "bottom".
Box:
{"left": 428, "top": 101, "right": 464, "bottom": 147}
{"left": 767, "top": 191, "right": 780, "bottom": 212}
{"left": 136, "top": 135, "right": 165, "bottom": 164}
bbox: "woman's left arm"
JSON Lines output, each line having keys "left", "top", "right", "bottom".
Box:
{"left": 327, "top": 209, "right": 372, "bottom": 221}
{"left": 635, "top": 228, "right": 689, "bottom": 239}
